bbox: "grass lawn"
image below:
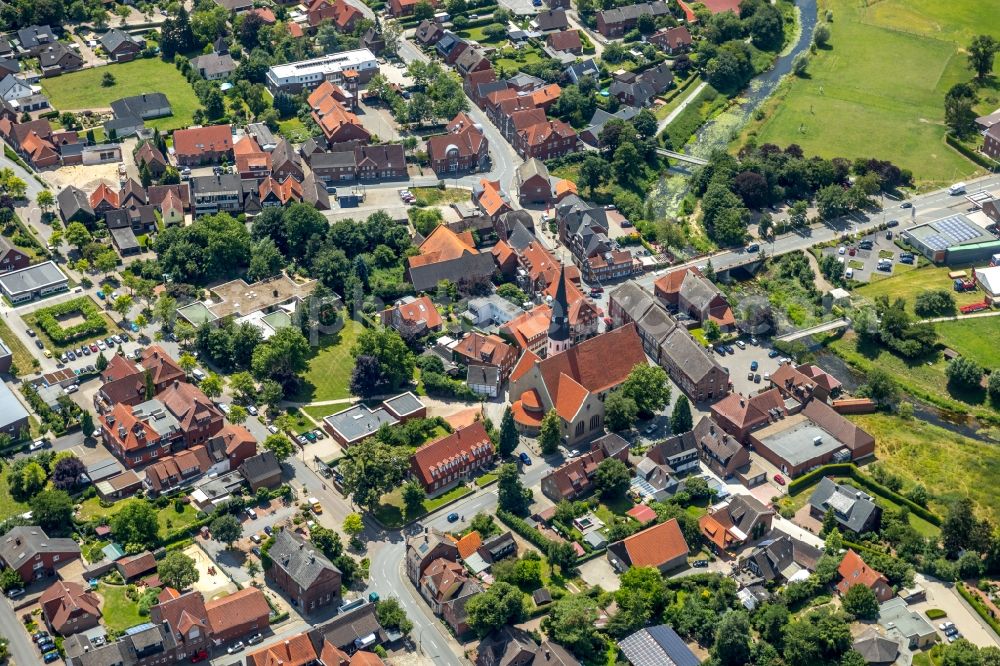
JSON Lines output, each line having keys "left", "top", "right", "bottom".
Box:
{"left": 292, "top": 313, "right": 365, "bottom": 403}
{"left": 933, "top": 317, "right": 1000, "bottom": 369}
{"left": 78, "top": 498, "right": 202, "bottom": 534}
{"left": 285, "top": 407, "right": 318, "bottom": 435}
{"left": 742, "top": 0, "right": 991, "bottom": 185}
{"left": 0, "top": 316, "right": 38, "bottom": 373}
{"left": 410, "top": 187, "right": 470, "bottom": 206}
{"left": 0, "top": 468, "right": 30, "bottom": 521}
{"left": 456, "top": 25, "right": 506, "bottom": 45}
{"left": 854, "top": 264, "right": 987, "bottom": 316}
{"left": 653, "top": 76, "right": 703, "bottom": 121}
{"left": 302, "top": 404, "right": 339, "bottom": 422}
{"left": 277, "top": 117, "right": 310, "bottom": 143}
{"left": 374, "top": 484, "right": 472, "bottom": 528}
{"left": 852, "top": 413, "right": 1000, "bottom": 522}
{"left": 41, "top": 59, "right": 201, "bottom": 132}
{"left": 475, "top": 472, "right": 498, "bottom": 487}
{"left": 828, "top": 332, "right": 993, "bottom": 419}
{"left": 98, "top": 583, "right": 145, "bottom": 633}
{"left": 22, "top": 297, "right": 117, "bottom": 353}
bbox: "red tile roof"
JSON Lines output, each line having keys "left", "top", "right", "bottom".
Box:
{"left": 411, "top": 422, "right": 493, "bottom": 487}
{"left": 234, "top": 135, "right": 272, "bottom": 175}
{"left": 476, "top": 178, "right": 510, "bottom": 217}
{"left": 409, "top": 225, "right": 480, "bottom": 268}
{"left": 172, "top": 124, "right": 233, "bottom": 159}
{"left": 618, "top": 518, "right": 689, "bottom": 568}
{"left": 40, "top": 580, "right": 101, "bottom": 634}
{"left": 454, "top": 531, "right": 482, "bottom": 559}
{"left": 118, "top": 551, "right": 157, "bottom": 579}
{"left": 151, "top": 589, "right": 210, "bottom": 641}
{"left": 836, "top": 549, "right": 893, "bottom": 602}
{"left": 90, "top": 182, "right": 119, "bottom": 209}
{"left": 247, "top": 631, "right": 317, "bottom": 666}
{"left": 205, "top": 587, "right": 270, "bottom": 636}
{"left": 390, "top": 295, "right": 442, "bottom": 330}
{"left": 548, "top": 30, "right": 582, "bottom": 51}
{"left": 626, "top": 504, "right": 657, "bottom": 525}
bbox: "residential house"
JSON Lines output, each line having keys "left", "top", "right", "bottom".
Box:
{"left": 360, "top": 26, "right": 386, "bottom": 54}
{"left": 0, "top": 526, "right": 79, "bottom": 583}
{"left": 659, "top": 327, "right": 729, "bottom": 402}
{"left": 143, "top": 445, "right": 212, "bottom": 494}
{"left": 302, "top": 172, "right": 331, "bottom": 210}
{"left": 62, "top": 621, "right": 178, "bottom": 666}
{"left": 467, "top": 364, "right": 502, "bottom": 398}
{"left": 770, "top": 362, "right": 838, "bottom": 403}
{"left": 452, "top": 332, "right": 518, "bottom": 380}
{"left": 852, "top": 631, "right": 900, "bottom": 666}
{"left": 135, "top": 141, "right": 168, "bottom": 178}
{"left": 246, "top": 631, "right": 317, "bottom": 666}
{"left": 649, "top": 25, "right": 692, "bottom": 54}
{"left": 322, "top": 393, "right": 426, "bottom": 447}
{"left": 609, "top": 64, "right": 673, "bottom": 107}
{"left": 0, "top": 73, "right": 33, "bottom": 102}
{"left": 477, "top": 627, "right": 580, "bottom": 666}
{"left": 595, "top": 1, "right": 670, "bottom": 37}
{"left": 307, "top": 0, "right": 363, "bottom": 31}
{"left": 548, "top": 30, "right": 583, "bottom": 54}
{"left": 500, "top": 305, "right": 552, "bottom": 356}
{"left": 266, "top": 529, "right": 342, "bottom": 612}
{"left": 233, "top": 135, "right": 272, "bottom": 182}
{"left": 95, "top": 345, "right": 186, "bottom": 412}
{"left": 741, "top": 533, "right": 823, "bottom": 584}
{"left": 205, "top": 587, "right": 271, "bottom": 643}
{"left": 464, "top": 68, "right": 500, "bottom": 107}
{"left": 159, "top": 189, "right": 184, "bottom": 225}
{"left": 808, "top": 478, "right": 882, "bottom": 535}
{"left": 410, "top": 421, "right": 494, "bottom": 494}
{"left": 100, "top": 29, "right": 142, "bottom": 62}
{"left": 984, "top": 124, "right": 1000, "bottom": 162}
{"left": 878, "top": 598, "right": 938, "bottom": 650}
{"left": 308, "top": 150, "right": 357, "bottom": 183}
{"left": 418, "top": 557, "right": 482, "bottom": 637}
{"left": 836, "top": 549, "right": 894, "bottom": 603}
{"left": 654, "top": 266, "right": 735, "bottom": 330}
{"left": 149, "top": 589, "right": 212, "bottom": 659}
{"left": 607, "top": 518, "right": 689, "bottom": 573}
{"left": 16, "top": 25, "right": 57, "bottom": 55}
{"left": 565, "top": 59, "right": 600, "bottom": 84}
{"left": 618, "top": 625, "right": 701, "bottom": 666}
{"left": 415, "top": 19, "right": 445, "bottom": 45}
{"left": 172, "top": 124, "right": 234, "bottom": 166}
{"left": 272, "top": 138, "right": 305, "bottom": 180}
{"left": 265, "top": 49, "right": 378, "bottom": 93}
{"left": 699, "top": 494, "right": 774, "bottom": 554}
{"left": 355, "top": 144, "right": 406, "bottom": 179}
{"left": 40, "top": 580, "right": 101, "bottom": 636}
{"left": 116, "top": 551, "right": 157, "bottom": 581}
{"left": 631, "top": 431, "right": 700, "bottom": 501}
{"left": 157, "top": 380, "right": 225, "bottom": 447}
{"left": 191, "top": 52, "right": 236, "bottom": 80}
{"left": 190, "top": 173, "right": 242, "bottom": 215}
{"left": 514, "top": 118, "right": 578, "bottom": 161}
{"left": 259, "top": 175, "right": 303, "bottom": 207}
{"left": 39, "top": 42, "right": 84, "bottom": 76}
{"left": 436, "top": 32, "right": 468, "bottom": 64}
{"left": 609, "top": 283, "right": 676, "bottom": 359}
{"left": 427, "top": 113, "right": 489, "bottom": 175}
{"left": 710, "top": 388, "right": 787, "bottom": 442}
{"left": 541, "top": 444, "right": 628, "bottom": 502}
{"left": 514, "top": 158, "right": 554, "bottom": 204}
{"left": 381, "top": 295, "right": 443, "bottom": 338}
{"left": 239, "top": 450, "right": 283, "bottom": 491}
{"left": 309, "top": 601, "right": 387, "bottom": 653}
{"left": 406, "top": 529, "right": 460, "bottom": 584}
{"left": 5, "top": 119, "right": 60, "bottom": 167}
{"left": 473, "top": 177, "right": 513, "bottom": 221}
{"left": 57, "top": 185, "right": 96, "bottom": 226}
{"left": 389, "top": 0, "right": 433, "bottom": 16}
{"left": 508, "top": 324, "right": 647, "bottom": 444}
{"left": 100, "top": 399, "right": 180, "bottom": 468}
{"left": 692, "top": 416, "right": 761, "bottom": 484}
{"left": 0, "top": 236, "right": 29, "bottom": 274}
{"left": 531, "top": 9, "right": 569, "bottom": 31}
{"left": 405, "top": 225, "right": 496, "bottom": 292}
{"left": 312, "top": 94, "right": 371, "bottom": 146}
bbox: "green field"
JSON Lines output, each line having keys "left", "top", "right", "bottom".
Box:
{"left": 853, "top": 413, "right": 1000, "bottom": 522}
{"left": 854, "top": 264, "right": 987, "bottom": 316}
{"left": 41, "top": 59, "right": 202, "bottom": 132}
{"left": 745, "top": 0, "right": 996, "bottom": 185}
{"left": 292, "top": 314, "right": 366, "bottom": 403}
{"left": 934, "top": 317, "right": 1000, "bottom": 368}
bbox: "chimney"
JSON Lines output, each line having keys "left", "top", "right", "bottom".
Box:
{"left": 174, "top": 380, "right": 180, "bottom": 388}
{"left": 273, "top": 289, "right": 279, "bottom": 298}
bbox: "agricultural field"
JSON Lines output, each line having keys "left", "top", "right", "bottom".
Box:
{"left": 744, "top": 0, "right": 998, "bottom": 185}
{"left": 41, "top": 59, "right": 201, "bottom": 132}
{"left": 933, "top": 317, "right": 1000, "bottom": 369}
{"left": 854, "top": 264, "right": 988, "bottom": 316}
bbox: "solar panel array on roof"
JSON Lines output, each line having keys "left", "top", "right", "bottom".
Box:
{"left": 619, "top": 625, "right": 701, "bottom": 666}
{"left": 937, "top": 215, "right": 983, "bottom": 243}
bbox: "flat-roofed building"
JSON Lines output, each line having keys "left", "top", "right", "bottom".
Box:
{"left": 266, "top": 49, "right": 378, "bottom": 93}
{"left": 0, "top": 260, "right": 68, "bottom": 303}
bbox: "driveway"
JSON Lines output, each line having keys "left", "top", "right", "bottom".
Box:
{"left": 713, "top": 340, "right": 782, "bottom": 397}
{"left": 578, "top": 556, "right": 620, "bottom": 592}
{"left": 910, "top": 574, "right": 1000, "bottom": 648}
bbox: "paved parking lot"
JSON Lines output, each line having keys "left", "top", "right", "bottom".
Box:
{"left": 818, "top": 227, "right": 909, "bottom": 283}
{"left": 712, "top": 339, "right": 784, "bottom": 397}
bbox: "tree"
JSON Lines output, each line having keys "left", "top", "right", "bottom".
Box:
{"left": 825, "top": 527, "right": 844, "bottom": 554}
{"left": 792, "top": 52, "right": 809, "bottom": 76}
{"left": 52, "top": 455, "right": 86, "bottom": 491}
{"left": 754, "top": 603, "right": 790, "bottom": 648}
{"left": 813, "top": 23, "right": 831, "bottom": 47}
{"left": 538, "top": 409, "right": 561, "bottom": 454}
{"left": 914, "top": 289, "right": 957, "bottom": 317}
{"left": 746, "top": 3, "right": 784, "bottom": 50}
{"left": 351, "top": 327, "right": 414, "bottom": 390}
{"left": 713, "top": 611, "right": 752, "bottom": 666}
{"left": 310, "top": 526, "right": 343, "bottom": 559}
{"left": 413, "top": 0, "right": 434, "bottom": 19}
{"left": 497, "top": 463, "right": 532, "bottom": 514}
{"left": 259, "top": 380, "right": 284, "bottom": 413}
{"left": 80, "top": 411, "right": 94, "bottom": 436}
{"left": 466, "top": 582, "right": 527, "bottom": 636}
{"left": 178, "top": 353, "right": 197, "bottom": 374}
{"left": 594, "top": 458, "right": 630, "bottom": 499}
{"left": 31, "top": 490, "right": 74, "bottom": 536}
{"left": 605, "top": 390, "right": 638, "bottom": 432}
{"left": 111, "top": 500, "right": 160, "bottom": 552}
{"left": 841, "top": 583, "right": 879, "bottom": 620}
{"left": 579, "top": 154, "right": 610, "bottom": 195}
{"left": 350, "top": 355, "right": 384, "bottom": 398}
{"left": 968, "top": 35, "right": 999, "bottom": 81}
{"left": 670, "top": 395, "right": 693, "bottom": 434}
{"left": 945, "top": 83, "right": 978, "bottom": 137}
{"left": 210, "top": 514, "right": 243, "bottom": 548}
{"left": 547, "top": 540, "right": 577, "bottom": 574}
{"left": 158, "top": 551, "right": 199, "bottom": 590}
{"left": 102, "top": 71, "right": 116, "bottom": 87}
{"left": 401, "top": 481, "right": 426, "bottom": 513}
{"left": 942, "top": 498, "right": 988, "bottom": 557}
{"left": 782, "top": 608, "right": 853, "bottom": 666}
{"left": 37, "top": 190, "right": 54, "bottom": 217}
{"left": 498, "top": 407, "right": 519, "bottom": 457}
{"left": 111, "top": 294, "right": 133, "bottom": 322}
{"left": 229, "top": 372, "right": 257, "bottom": 404}
{"left": 8, "top": 460, "right": 47, "bottom": 501}
{"left": 227, "top": 405, "right": 248, "bottom": 425}
{"left": 621, "top": 365, "right": 671, "bottom": 419}
{"left": 340, "top": 438, "right": 410, "bottom": 511}
{"left": 65, "top": 221, "right": 92, "bottom": 250}
{"left": 0, "top": 567, "right": 24, "bottom": 592}
{"left": 946, "top": 356, "right": 983, "bottom": 390}
{"left": 252, "top": 327, "right": 310, "bottom": 389}
{"left": 376, "top": 597, "right": 414, "bottom": 634}
{"left": 859, "top": 367, "right": 898, "bottom": 409}
{"left": 989, "top": 372, "right": 1000, "bottom": 404}
{"left": 246, "top": 559, "right": 261, "bottom": 578}
{"left": 343, "top": 513, "right": 364, "bottom": 539}
{"left": 544, "top": 594, "right": 604, "bottom": 659}
{"left": 199, "top": 373, "right": 224, "bottom": 399}
{"left": 263, "top": 433, "right": 294, "bottom": 461}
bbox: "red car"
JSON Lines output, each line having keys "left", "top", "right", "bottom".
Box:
{"left": 190, "top": 650, "right": 209, "bottom": 663}
{"left": 774, "top": 474, "right": 786, "bottom": 486}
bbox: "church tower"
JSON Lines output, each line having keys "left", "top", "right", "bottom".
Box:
{"left": 546, "top": 264, "right": 572, "bottom": 357}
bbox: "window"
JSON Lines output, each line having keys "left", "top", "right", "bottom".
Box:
{"left": 590, "top": 414, "right": 601, "bottom": 431}
{"left": 575, "top": 421, "right": 584, "bottom": 437}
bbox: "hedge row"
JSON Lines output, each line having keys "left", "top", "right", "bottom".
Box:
{"left": 33, "top": 298, "right": 107, "bottom": 345}
{"left": 957, "top": 583, "right": 1000, "bottom": 638}
{"left": 787, "top": 463, "right": 941, "bottom": 526}
{"left": 945, "top": 133, "right": 999, "bottom": 171}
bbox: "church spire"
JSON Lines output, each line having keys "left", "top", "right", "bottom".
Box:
{"left": 546, "top": 264, "right": 571, "bottom": 356}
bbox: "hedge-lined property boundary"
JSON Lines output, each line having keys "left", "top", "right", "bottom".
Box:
{"left": 786, "top": 463, "right": 941, "bottom": 526}
{"left": 945, "top": 133, "right": 999, "bottom": 171}
{"left": 31, "top": 297, "right": 108, "bottom": 346}
{"left": 957, "top": 583, "right": 1000, "bottom": 640}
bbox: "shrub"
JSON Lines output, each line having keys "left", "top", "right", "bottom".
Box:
{"left": 30, "top": 297, "right": 107, "bottom": 346}
{"left": 925, "top": 608, "right": 947, "bottom": 620}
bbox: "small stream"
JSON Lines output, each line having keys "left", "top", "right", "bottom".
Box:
{"left": 810, "top": 347, "right": 995, "bottom": 443}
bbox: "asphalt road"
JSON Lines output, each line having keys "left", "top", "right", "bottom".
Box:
{"left": 0, "top": 593, "right": 39, "bottom": 666}
{"left": 0, "top": 140, "right": 45, "bottom": 201}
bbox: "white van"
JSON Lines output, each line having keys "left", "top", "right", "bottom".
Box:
{"left": 949, "top": 182, "right": 967, "bottom": 195}
{"left": 191, "top": 368, "right": 207, "bottom": 382}
{"left": 845, "top": 267, "right": 854, "bottom": 279}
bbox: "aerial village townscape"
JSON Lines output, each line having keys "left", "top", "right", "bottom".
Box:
{"left": 0, "top": 0, "right": 998, "bottom": 664}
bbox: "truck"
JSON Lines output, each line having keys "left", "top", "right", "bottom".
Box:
{"left": 953, "top": 278, "right": 976, "bottom": 292}
{"left": 959, "top": 299, "right": 989, "bottom": 314}
{"left": 949, "top": 182, "right": 967, "bottom": 195}
{"left": 308, "top": 497, "right": 323, "bottom": 514}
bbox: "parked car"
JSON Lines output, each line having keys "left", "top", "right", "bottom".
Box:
{"left": 773, "top": 474, "right": 785, "bottom": 486}
{"left": 246, "top": 507, "right": 257, "bottom": 520}
{"left": 447, "top": 512, "right": 460, "bottom": 523}
{"left": 900, "top": 201, "right": 912, "bottom": 209}
{"left": 887, "top": 219, "right": 900, "bottom": 227}
{"left": 644, "top": 423, "right": 657, "bottom": 435}
{"left": 304, "top": 431, "right": 317, "bottom": 443}
{"left": 735, "top": 340, "right": 746, "bottom": 350}
{"left": 939, "top": 622, "right": 956, "bottom": 632}
{"left": 33, "top": 631, "right": 51, "bottom": 643}
{"left": 312, "top": 428, "right": 325, "bottom": 439}
{"left": 519, "top": 452, "right": 532, "bottom": 465}
{"left": 34, "top": 339, "right": 43, "bottom": 350}
{"left": 26, "top": 328, "right": 35, "bottom": 337}
{"left": 190, "top": 649, "right": 209, "bottom": 663}
{"left": 227, "top": 641, "right": 245, "bottom": 655}
{"left": 268, "top": 425, "right": 279, "bottom": 434}
{"left": 29, "top": 440, "right": 45, "bottom": 451}
{"left": 6, "top": 588, "right": 25, "bottom": 599}
{"left": 745, "top": 243, "right": 760, "bottom": 253}
{"left": 296, "top": 435, "right": 308, "bottom": 445}
{"left": 747, "top": 371, "right": 754, "bottom": 381}
{"left": 692, "top": 560, "right": 709, "bottom": 568}
{"left": 838, "top": 246, "right": 846, "bottom": 255}
{"left": 750, "top": 361, "right": 758, "bottom": 371}
{"left": 67, "top": 350, "right": 76, "bottom": 361}
{"left": 251, "top": 547, "right": 261, "bottom": 557}
{"left": 754, "top": 373, "right": 761, "bottom": 383}
{"left": 82, "top": 346, "right": 91, "bottom": 356}
{"left": 43, "top": 651, "right": 60, "bottom": 663}
{"left": 263, "top": 525, "right": 273, "bottom": 536}
{"left": 247, "top": 633, "right": 264, "bottom": 646}
{"left": 767, "top": 349, "right": 780, "bottom": 359}
{"left": 247, "top": 405, "right": 258, "bottom": 416}
{"left": 90, "top": 343, "right": 99, "bottom": 353}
